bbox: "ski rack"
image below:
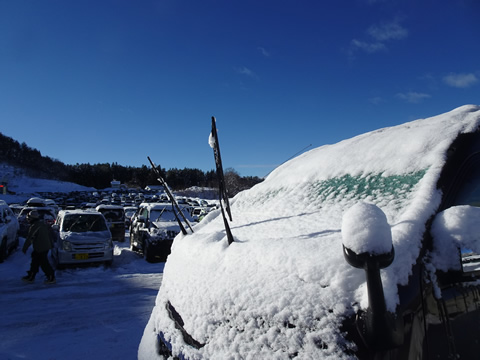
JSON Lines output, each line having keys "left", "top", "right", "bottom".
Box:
{"left": 210, "top": 116, "right": 234, "bottom": 245}
{"left": 147, "top": 156, "right": 194, "bottom": 235}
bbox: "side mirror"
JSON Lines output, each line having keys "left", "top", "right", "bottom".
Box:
{"left": 431, "top": 205, "right": 480, "bottom": 273}
{"left": 342, "top": 202, "right": 402, "bottom": 350}
{"left": 51, "top": 224, "right": 60, "bottom": 231}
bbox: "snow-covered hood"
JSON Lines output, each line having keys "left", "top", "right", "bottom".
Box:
{"left": 62, "top": 230, "right": 111, "bottom": 242}
{"left": 140, "top": 105, "right": 480, "bottom": 359}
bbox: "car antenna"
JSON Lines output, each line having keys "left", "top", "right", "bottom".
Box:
{"left": 264, "top": 144, "right": 312, "bottom": 178}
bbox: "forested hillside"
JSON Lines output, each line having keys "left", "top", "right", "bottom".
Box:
{"left": 0, "top": 132, "right": 262, "bottom": 195}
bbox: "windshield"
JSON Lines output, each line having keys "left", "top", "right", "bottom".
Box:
{"left": 99, "top": 209, "right": 124, "bottom": 222}
{"left": 62, "top": 214, "right": 108, "bottom": 232}
{"left": 150, "top": 208, "right": 180, "bottom": 223}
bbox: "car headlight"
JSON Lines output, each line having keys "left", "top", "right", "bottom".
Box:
{"left": 105, "top": 239, "right": 113, "bottom": 249}
{"left": 62, "top": 241, "right": 72, "bottom": 251}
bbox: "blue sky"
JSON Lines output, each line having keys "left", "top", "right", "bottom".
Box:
{"left": 1, "top": 0, "right": 479, "bottom": 178}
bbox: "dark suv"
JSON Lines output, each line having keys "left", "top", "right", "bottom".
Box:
{"left": 130, "top": 202, "right": 193, "bottom": 262}
{"left": 95, "top": 205, "right": 125, "bottom": 242}
{"left": 138, "top": 105, "right": 480, "bottom": 359}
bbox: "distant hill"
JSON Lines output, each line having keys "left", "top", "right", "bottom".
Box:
{"left": 0, "top": 132, "right": 263, "bottom": 195}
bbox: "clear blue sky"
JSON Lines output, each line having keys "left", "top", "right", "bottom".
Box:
{"left": 1, "top": 0, "right": 479, "bottom": 178}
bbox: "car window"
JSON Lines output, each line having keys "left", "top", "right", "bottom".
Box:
{"left": 150, "top": 208, "right": 176, "bottom": 222}
{"left": 450, "top": 154, "right": 480, "bottom": 272}
{"left": 101, "top": 209, "right": 124, "bottom": 222}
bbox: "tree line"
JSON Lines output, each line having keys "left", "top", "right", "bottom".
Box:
{"left": 0, "top": 132, "right": 263, "bottom": 196}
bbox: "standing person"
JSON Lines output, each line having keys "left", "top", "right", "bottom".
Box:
{"left": 21, "top": 210, "right": 56, "bottom": 284}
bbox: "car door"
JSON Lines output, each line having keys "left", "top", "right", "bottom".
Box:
{"left": 425, "top": 136, "right": 480, "bottom": 359}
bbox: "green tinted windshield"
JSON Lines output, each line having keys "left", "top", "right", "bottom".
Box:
{"left": 309, "top": 171, "right": 427, "bottom": 212}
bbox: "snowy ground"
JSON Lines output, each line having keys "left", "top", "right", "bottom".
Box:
{"left": 0, "top": 232, "right": 164, "bottom": 360}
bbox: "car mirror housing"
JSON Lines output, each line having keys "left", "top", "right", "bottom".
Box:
{"left": 342, "top": 202, "right": 403, "bottom": 350}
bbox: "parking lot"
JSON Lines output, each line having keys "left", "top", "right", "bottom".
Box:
{"left": 0, "top": 235, "right": 164, "bottom": 360}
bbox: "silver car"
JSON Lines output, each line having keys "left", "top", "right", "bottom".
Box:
{"left": 0, "top": 200, "right": 19, "bottom": 262}
{"left": 52, "top": 210, "right": 113, "bottom": 268}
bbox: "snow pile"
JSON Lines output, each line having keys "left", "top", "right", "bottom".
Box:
{"left": 139, "top": 105, "right": 480, "bottom": 359}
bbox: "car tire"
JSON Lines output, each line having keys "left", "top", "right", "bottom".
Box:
{"left": 53, "top": 250, "right": 65, "bottom": 270}
{"left": 13, "top": 234, "right": 19, "bottom": 251}
{"left": 0, "top": 238, "right": 6, "bottom": 263}
{"left": 143, "top": 242, "right": 155, "bottom": 263}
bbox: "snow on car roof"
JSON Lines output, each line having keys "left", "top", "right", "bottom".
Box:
{"left": 95, "top": 204, "right": 124, "bottom": 210}
{"left": 59, "top": 209, "right": 103, "bottom": 216}
{"left": 140, "top": 105, "right": 480, "bottom": 359}
{"left": 139, "top": 202, "right": 174, "bottom": 210}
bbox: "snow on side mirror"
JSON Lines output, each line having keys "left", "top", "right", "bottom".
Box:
{"left": 342, "top": 201, "right": 394, "bottom": 263}
{"left": 431, "top": 205, "right": 480, "bottom": 273}
{"left": 341, "top": 202, "right": 401, "bottom": 350}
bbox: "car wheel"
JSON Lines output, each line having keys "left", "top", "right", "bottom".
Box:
{"left": 13, "top": 234, "right": 19, "bottom": 251}
{"left": 143, "top": 242, "right": 155, "bottom": 263}
{"left": 0, "top": 238, "right": 6, "bottom": 263}
{"left": 53, "top": 250, "right": 65, "bottom": 270}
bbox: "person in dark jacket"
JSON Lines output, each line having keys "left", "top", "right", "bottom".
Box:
{"left": 22, "top": 210, "right": 56, "bottom": 284}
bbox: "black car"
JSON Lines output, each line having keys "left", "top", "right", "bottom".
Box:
{"left": 95, "top": 205, "right": 125, "bottom": 242}
{"left": 130, "top": 202, "right": 194, "bottom": 262}
{"left": 138, "top": 105, "right": 480, "bottom": 359}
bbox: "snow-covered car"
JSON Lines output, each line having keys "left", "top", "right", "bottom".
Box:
{"left": 124, "top": 206, "right": 138, "bottom": 229}
{"left": 26, "top": 197, "right": 47, "bottom": 207}
{"left": 95, "top": 204, "right": 125, "bottom": 242}
{"left": 0, "top": 200, "right": 20, "bottom": 262}
{"left": 17, "top": 206, "right": 56, "bottom": 237}
{"left": 139, "top": 105, "right": 480, "bottom": 359}
{"left": 52, "top": 210, "right": 113, "bottom": 268}
{"left": 130, "top": 202, "right": 193, "bottom": 262}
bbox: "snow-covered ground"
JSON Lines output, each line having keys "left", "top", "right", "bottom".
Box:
{"left": 0, "top": 169, "right": 165, "bottom": 360}
{"left": 0, "top": 234, "right": 164, "bottom": 360}
{"left": 0, "top": 163, "right": 96, "bottom": 205}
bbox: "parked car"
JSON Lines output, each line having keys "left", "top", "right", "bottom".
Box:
{"left": 124, "top": 206, "right": 138, "bottom": 229}
{"left": 26, "top": 197, "right": 47, "bottom": 207}
{"left": 139, "top": 105, "right": 480, "bottom": 359}
{"left": 130, "top": 202, "right": 194, "bottom": 262}
{"left": 95, "top": 204, "right": 125, "bottom": 242}
{"left": 0, "top": 200, "right": 20, "bottom": 262}
{"left": 51, "top": 210, "right": 113, "bottom": 269}
{"left": 17, "top": 206, "right": 56, "bottom": 237}
{"left": 8, "top": 204, "right": 24, "bottom": 217}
